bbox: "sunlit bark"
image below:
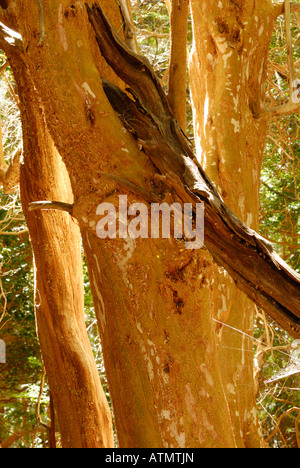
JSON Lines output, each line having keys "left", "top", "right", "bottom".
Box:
{"left": 1, "top": 27, "right": 114, "bottom": 448}
{"left": 1, "top": 0, "right": 299, "bottom": 448}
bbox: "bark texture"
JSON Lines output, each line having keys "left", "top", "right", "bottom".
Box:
{"left": 3, "top": 0, "right": 300, "bottom": 449}
{"left": 188, "top": 0, "right": 279, "bottom": 446}
{"left": 1, "top": 28, "right": 114, "bottom": 448}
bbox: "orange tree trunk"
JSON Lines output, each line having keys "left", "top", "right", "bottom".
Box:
{"left": 5, "top": 0, "right": 299, "bottom": 448}
{"left": 4, "top": 37, "right": 113, "bottom": 448}
{"left": 11, "top": 0, "right": 236, "bottom": 447}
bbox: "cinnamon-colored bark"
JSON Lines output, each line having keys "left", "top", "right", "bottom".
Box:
{"left": 2, "top": 31, "right": 114, "bottom": 449}
{"left": 1, "top": 0, "right": 299, "bottom": 449}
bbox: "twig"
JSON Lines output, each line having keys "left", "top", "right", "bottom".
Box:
{"left": 137, "top": 29, "right": 169, "bottom": 39}
{"left": 36, "top": 364, "right": 51, "bottom": 431}
{"left": 262, "top": 180, "right": 299, "bottom": 201}
{"left": 0, "top": 420, "right": 29, "bottom": 449}
{"left": 0, "top": 229, "right": 28, "bottom": 236}
{"left": 0, "top": 61, "right": 8, "bottom": 73}
{"left": 276, "top": 1, "right": 300, "bottom": 16}
{"left": 0, "top": 266, "right": 7, "bottom": 326}
{"left": 116, "top": 0, "right": 137, "bottom": 52}
{"left": 265, "top": 407, "right": 300, "bottom": 444}
{"left": 285, "top": 0, "right": 295, "bottom": 99}
{"left": 261, "top": 100, "right": 300, "bottom": 118}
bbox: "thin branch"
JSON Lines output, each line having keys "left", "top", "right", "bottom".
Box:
{"left": 0, "top": 267, "right": 7, "bottom": 326}
{"left": 137, "top": 29, "right": 169, "bottom": 39}
{"left": 0, "top": 94, "right": 7, "bottom": 181}
{"left": 165, "top": 0, "right": 171, "bottom": 15}
{"left": 36, "top": 364, "right": 51, "bottom": 432}
{"left": 285, "top": 0, "right": 296, "bottom": 98}
{"left": 116, "top": 0, "right": 137, "bottom": 53}
{"left": 261, "top": 236, "right": 299, "bottom": 249}
{"left": 262, "top": 180, "right": 299, "bottom": 201}
{"left": 35, "top": 0, "right": 45, "bottom": 47}
{"left": 265, "top": 407, "right": 300, "bottom": 443}
{"left": 262, "top": 0, "right": 300, "bottom": 118}
{"left": 0, "top": 229, "right": 28, "bottom": 236}
{"left": 168, "top": 0, "right": 189, "bottom": 131}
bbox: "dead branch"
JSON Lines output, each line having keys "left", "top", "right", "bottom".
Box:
{"left": 87, "top": 2, "right": 300, "bottom": 338}
{"left": 168, "top": 0, "right": 189, "bottom": 131}
{"left": 28, "top": 201, "right": 73, "bottom": 215}
{"left": 3, "top": 147, "right": 21, "bottom": 194}
{"left": 276, "top": 1, "right": 300, "bottom": 16}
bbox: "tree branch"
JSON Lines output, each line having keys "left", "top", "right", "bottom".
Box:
{"left": 262, "top": 180, "right": 299, "bottom": 202}
{"left": 261, "top": 100, "right": 300, "bottom": 118}
{"left": 285, "top": 0, "right": 296, "bottom": 97}
{"left": 87, "top": 2, "right": 300, "bottom": 338}
{"left": 262, "top": 0, "right": 300, "bottom": 118}
{"left": 116, "top": 0, "right": 137, "bottom": 53}
{"left": 28, "top": 201, "right": 73, "bottom": 215}
{"left": 276, "top": 1, "right": 300, "bottom": 16}
{"left": 168, "top": 0, "right": 189, "bottom": 131}
{"left": 165, "top": 0, "right": 172, "bottom": 15}
{"left": 35, "top": 0, "right": 45, "bottom": 47}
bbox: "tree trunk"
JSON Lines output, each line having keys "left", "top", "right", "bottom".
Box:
{"left": 4, "top": 39, "right": 114, "bottom": 448}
